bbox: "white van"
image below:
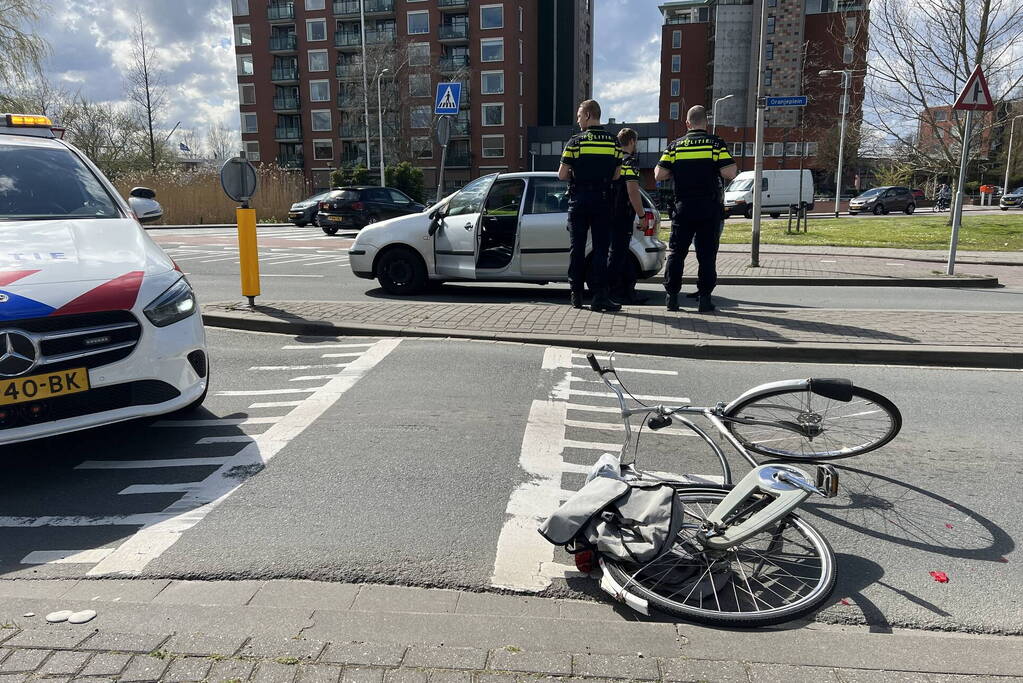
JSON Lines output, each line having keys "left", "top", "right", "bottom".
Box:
{"left": 724, "top": 170, "right": 814, "bottom": 218}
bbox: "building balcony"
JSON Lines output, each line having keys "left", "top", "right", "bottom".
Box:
{"left": 438, "top": 0, "right": 468, "bottom": 11}
{"left": 336, "top": 63, "right": 362, "bottom": 79}
{"left": 438, "top": 55, "right": 470, "bottom": 72}
{"left": 333, "top": 0, "right": 394, "bottom": 16}
{"left": 269, "top": 34, "right": 297, "bottom": 52}
{"left": 367, "top": 28, "right": 395, "bottom": 44}
{"left": 446, "top": 152, "right": 470, "bottom": 167}
{"left": 438, "top": 24, "right": 469, "bottom": 42}
{"left": 273, "top": 95, "right": 301, "bottom": 111}
{"left": 274, "top": 126, "right": 302, "bottom": 142}
{"left": 271, "top": 66, "right": 300, "bottom": 82}
{"left": 335, "top": 31, "right": 362, "bottom": 48}
{"left": 450, "top": 118, "right": 470, "bottom": 137}
{"left": 267, "top": 2, "right": 295, "bottom": 21}
{"left": 339, "top": 124, "right": 365, "bottom": 138}
{"left": 341, "top": 152, "right": 367, "bottom": 166}
{"left": 276, "top": 154, "right": 304, "bottom": 169}
{"left": 335, "top": 28, "right": 396, "bottom": 48}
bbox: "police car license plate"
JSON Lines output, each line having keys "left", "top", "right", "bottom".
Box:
{"left": 329, "top": 215, "right": 343, "bottom": 222}
{"left": 0, "top": 368, "right": 90, "bottom": 406}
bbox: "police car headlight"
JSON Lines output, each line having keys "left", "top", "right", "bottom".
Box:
{"left": 144, "top": 277, "right": 197, "bottom": 327}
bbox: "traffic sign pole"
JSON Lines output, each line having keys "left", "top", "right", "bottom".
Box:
{"left": 948, "top": 108, "right": 974, "bottom": 276}
{"left": 750, "top": 0, "right": 768, "bottom": 268}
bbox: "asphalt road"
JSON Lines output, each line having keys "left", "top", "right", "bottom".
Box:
{"left": 1, "top": 327, "right": 1020, "bottom": 635}
{"left": 150, "top": 225, "right": 1023, "bottom": 313}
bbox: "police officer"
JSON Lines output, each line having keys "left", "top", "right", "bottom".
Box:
{"left": 654, "top": 105, "right": 737, "bottom": 312}
{"left": 608, "top": 127, "right": 652, "bottom": 304}
{"left": 559, "top": 99, "right": 623, "bottom": 312}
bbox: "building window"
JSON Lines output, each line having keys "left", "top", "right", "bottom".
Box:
{"left": 309, "top": 80, "right": 330, "bottom": 101}
{"left": 846, "top": 17, "right": 857, "bottom": 37}
{"left": 411, "top": 105, "right": 431, "bottom": 128}
{"left": 744, "top": 142, "right": 754, "bottom": 157}
{"left": 519, "top": 72, "right": 524, "bottom": 96}
{"left": 805, "top": 142, "right": 819, "bottom": 156}
{"left": 482, "top": 102, "right": 504, "bottom": 126}
{"left": 241, "top": 112, "right": 258, "bottom": 133}
{"left": 671, "top": 54, "right": 681, "bottom": 72}
{"left": 313, "top": 139, "right": 333, "bottom": 160}
{"left": 669, "top": 102, "right": 679, "bottom": 120}
{"left": 409, "top": 74, "right": 431, "bottom": 97}
{"left": 764, "top": 69, "right": 773, "bottom": 87}
{"left": 307, "top": 19, "right": 327, "bottom": 41}
{"left": 237, "top": 54, "right": 254, "bottom": 76}
{"left": 306, "top": 0, "right": 325, "bottom": 9}
{"left": 232, "top": 0, "right": 248, "bottom": 15}
{"left": 519, "top": 103, "right": 523, "bottom": 127}
{"left": 408, "top": 11, "right": 429, "bottom": 35}
{"left": 731, "top": 142, "right": 743, "bottom": 157}
{"left": 766, "top": 16, "right": 775, "bottom": 34}
{"left": 519, "top": 39, "right": 524, "bottom": 65}
{"left": 767, "top": 0, "right": 777, "bottom": 6}
{"left": 843, "top": 44, "right": 854, "bottom": 63}
{"left": 311, "top": 110, "right": 331, "bottom": 131}
{"left": 482, "top": 135, "right": 505, "bottom": 158}
{"left": 672, "top": 30, "right": 681, "bottom": 49}
{"left": 481, "top": 70, "right": 504, "bottom": 94}
{"left": 235, "top": 25, "right": 251, "bottom": 46}
{"left": 481, "top": 4, "right": 503, "bottom": 29}
{"left": 243, "top": 141, "right": 259, "bottom": 160}
{"left": 935, "top": 109, "right": 948, "bottom": 122}
{"left": 670, "top": 79, "right": 680, "bottom": 97}
{"left": 481, "top": 38, "right": 504, "bottom": 62}
{"left": 519, "top": 6, "right": 523, "bottom": 31}
{"left": 413, "top": 136, "right": 432, "bottom": 159}
{"left": 409, "top": 43, "right": 430, "bottom": 66}
{"left": 308, "top": 49, "right": 328, "bottom": 72}
{"left": 239, "top": 83, "right": 256, "bottom": 105}
{"left": 519, "top": 134, "right": 524, "bottom": 160}
{"left": 765, "top": 42, "right": 774, "bottom": 60}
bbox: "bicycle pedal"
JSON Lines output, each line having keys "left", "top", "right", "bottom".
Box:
{"left": 815, "top": 464, "right": 840, "bottom": 498}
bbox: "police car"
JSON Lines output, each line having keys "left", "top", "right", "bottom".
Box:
{"left": 0, "top": 114, "right": 208, "bottom": 445}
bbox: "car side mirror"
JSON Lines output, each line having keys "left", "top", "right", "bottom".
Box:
{"left": 129, "top": 186, "right": 157, "bottom": 200}
{"left": 129, "top": 196, "right": 164, "bottom": 224}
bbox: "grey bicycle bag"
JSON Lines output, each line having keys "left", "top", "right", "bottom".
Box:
{"left": 538, "top": 476, "right": 677, "bottom": 564}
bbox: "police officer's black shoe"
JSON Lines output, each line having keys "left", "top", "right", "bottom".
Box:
{"left": 591, "top": 298, "right": 622, "bottom": 313}
{"left": 666, "top": 293, "right": 679, "bottom": 312}
{"left": 570, "top": 291, "right": 583, "bottom": 309}
{"left": 626, "top": 292, "right": 649, "bottom": 305}
{"left": 698, "top": 294, "right": 715, "bottom": 313}
{"left": 685, "top": 291, "right": 701, "bottom": 299}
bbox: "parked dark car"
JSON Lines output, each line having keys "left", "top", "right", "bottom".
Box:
{"left": 317, "top": 186, "right": 426, "bottom": 235}
{"left": 848, "top": 186, "right": 916, "bottom": 215}
{"left": 911, "top": 188, "right": 925, "bottom": 201}
{"left": 288, "top": 191, "right": 330, "bottom": 227}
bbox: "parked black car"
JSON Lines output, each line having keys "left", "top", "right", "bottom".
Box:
{"left": 317, "top": 186, "right": 425, "bottom": 235}
{"left": 288, "top": 191, "right": 330, "bottom": 227}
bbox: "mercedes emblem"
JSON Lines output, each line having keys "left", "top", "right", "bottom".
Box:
{"left": 0, "top": 331, "right": 39, "bottom": 377}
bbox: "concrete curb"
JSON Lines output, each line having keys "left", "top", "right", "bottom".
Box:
{"left": 202, "top": 310, "right": 1022, "bottom": 369}
{"left": 644, "top": 275, "right": 1000, "bottom": 287}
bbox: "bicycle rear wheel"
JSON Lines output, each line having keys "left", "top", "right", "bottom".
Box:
{"left": 603, "top": 488, "right": 836, "bottom": 627}
{"left": 724, "top": 386, "right": 901, "bottom": 460}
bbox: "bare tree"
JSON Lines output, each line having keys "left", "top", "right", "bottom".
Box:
{"left": 124, "top": 10, "right": 167, "bottom": 171}
{"left": 206, "top": 121, "right": 237, "bottom": 161}
{"left": 0, "top": 0, "right": 50, "bottom": 88}
{"left": 178, "top": 129, "right": 203, "bottom": 159}
{"left": 865, "top": 0, "right": 1023, "bottom": 177}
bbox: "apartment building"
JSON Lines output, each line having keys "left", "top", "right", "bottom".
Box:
{"left": 658, "top": 0, "right": 869, "bottom": 177}
{"left": 232, "top": 0, "right": 593, "bottom": 192}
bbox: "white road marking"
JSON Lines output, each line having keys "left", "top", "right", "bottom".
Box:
{"left": 260, "top": 274, "right": 325, "bottom": 278}
{"left": 21, "top": 549, "right": 115, "bottom": 565}
{"left": 87, "top": 338, "right": 402, "bottom": 576}
{"left": 282, "top": 343, "right": 374, "bottom": 350}
{"left": 571, "top": 363, "right": 678, "bottom": 376}
{"left": 322, "top": 352, "right": 367, "bottom": 359}
{"left": 569, "top": 388, "right": 691, "bottom": 403}
{"left": 541, "top": 347, "right": 573, "bottom": 370}
{"left": 249, "top": 363, "right": 350, "bottom": 371}
{"left": 249, "top": 400, "right": 304, "bottom": 409}
{"left": 76, "top": 457, "right": 230, "bottom": 470}
{"left": 194, "top": 436, "right": 255, "bottom": 445}
{"left": 565, "top": 403, "right": 630, "bottom": 414}
{"left": 0, "top": 513, "right": 189, "bottom": 528}
{"left": 118, "top": 483, "right": 201, "bottom": 495}
{"left": 820, "top": 259, "right": 837, "bottom": 263}
{"left": 562, "top": 438, "right": 624, "bottom": 453}
{"left": 540, "top": 561, "right": 588, "bottom": 580}
{"left": 491, "top": 369, "right": 572, "bottom": 593}
{"left": 215, "top": 388, "right": 318, "bottom": 396}
{"left": 565, "top": 419, "right": 697, "bottom": 437}
{"left": 153, "top": 417, "right": 278, "bottom": 427}
{"left": 289, "top": 375, "right": 338, "bottom": 382}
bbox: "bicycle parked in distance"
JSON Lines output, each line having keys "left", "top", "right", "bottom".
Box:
{"left": 577, "top": 352, "right": 902, "bottom": 627}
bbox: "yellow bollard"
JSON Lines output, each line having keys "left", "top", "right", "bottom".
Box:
{"left": 236, "top": 207, "right": 260, "bottom": 306}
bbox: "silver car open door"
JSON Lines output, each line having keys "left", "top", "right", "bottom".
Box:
{"left": 433, "top": 174, "right": 497, "bottom": 279}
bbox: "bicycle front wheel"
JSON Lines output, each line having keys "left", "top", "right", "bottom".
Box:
{"left": 603, "top": 488, "right": 836, "bottom": 627}
{"left": 724, "top": 386, "right": 901, "bottom": 460}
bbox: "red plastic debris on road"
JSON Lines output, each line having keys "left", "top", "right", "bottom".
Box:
{"left": 930, "top": 571, "right": 950, "bottom": 583}
{"left": 945, "top": 523, "right": 954, "bottom": 529}
{"left": 840, "top": 598, "right": 853, "bottom": 606}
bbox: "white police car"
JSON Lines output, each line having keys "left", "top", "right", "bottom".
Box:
{"left": 0, "top": 114, "right": 208, "bottom": 444}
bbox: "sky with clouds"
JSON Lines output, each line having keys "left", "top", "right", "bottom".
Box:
{"left": 29, "top": 0, "right": 661, "bottom": 145}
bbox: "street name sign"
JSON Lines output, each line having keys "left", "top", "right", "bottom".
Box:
{"left": 435, "top": 83, "right": 461, "bottom": 115}
{"left": 953, "top": 65, "right": 994, "bottom": 111}
{"left": 765, "top": 96, "right": 808, "bottom": 108}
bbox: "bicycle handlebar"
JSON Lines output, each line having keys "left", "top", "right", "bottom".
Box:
{"left": 586, "top": 352, "right": 604, "bottom": 374}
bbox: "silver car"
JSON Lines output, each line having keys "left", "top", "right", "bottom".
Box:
{"left": 348, "top": 172, "right": 667, "bottom": 295}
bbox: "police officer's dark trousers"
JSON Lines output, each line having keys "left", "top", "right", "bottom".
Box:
{"left": 664, "top": 197, "right": 720, "bottom": 296}
{"left": 567, "top": 188, "right": 612, "bottom": 298}
{"left": 607, "top": 209, "right": 635, "bottom": 299}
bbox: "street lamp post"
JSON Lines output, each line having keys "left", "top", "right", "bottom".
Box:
{"left": 1003, "top": 114, "right": 1023, "bottom": 195}
{"left": 819, "top": 69, "right": 851, "bottom": 218}
{"left": 751, "top": 0, "right": 769, "bottom": 267}
{"left": 711, "top": 94, "right": 733, "bottom": 136}
{"left": 359, "top": 0, "right": 372, "bottom": 173}
{"left": 377, "top": 68, "right": 389, "bottom": 187}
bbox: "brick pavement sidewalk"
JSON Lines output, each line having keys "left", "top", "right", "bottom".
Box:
{"left": 203, "top": 300, "right": 1023, "bottom": 369}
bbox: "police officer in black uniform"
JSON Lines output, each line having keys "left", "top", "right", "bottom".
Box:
{"left": 654, "top": 105, "right": 737, "bottom": 312}
{"left": 608, "top": 127, "right": 652, "bottom": 304}
{"left": 559, "top": 99, "right": 623, "bottom": 312}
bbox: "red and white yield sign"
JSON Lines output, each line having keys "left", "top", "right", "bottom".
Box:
{"left": 953, "top": 65, "right": 994, "bottom": 111}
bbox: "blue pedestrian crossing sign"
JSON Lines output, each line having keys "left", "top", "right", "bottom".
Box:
{"left": 435, "top": 82, "right": 461, "bottom": 115}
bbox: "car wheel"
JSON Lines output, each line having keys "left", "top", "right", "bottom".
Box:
{"left": 293, "top": 221, "right": 307, "bottom": 227}
{"left": 905, "top": 203, "right": 915, "bottom": 215}
{"left": 769, "top": 212, "right": 780, "bottom": 219}
{"left": 323, "top": 226, "right": 339, "bottom": 236}
{"left": 873, "top": 204, "right": 884, "bottom": 215}
{"left": 367, "top": 215, "right": 379, "bottom": 225}
{"left": 376, "top": 247, "right": 428, "bottom": 295}
{"left": 744, "top": 206, "right": 753, "bottom": 219}
{"left": 1001, "top": 207, "right": 1008, "bottom": 211}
